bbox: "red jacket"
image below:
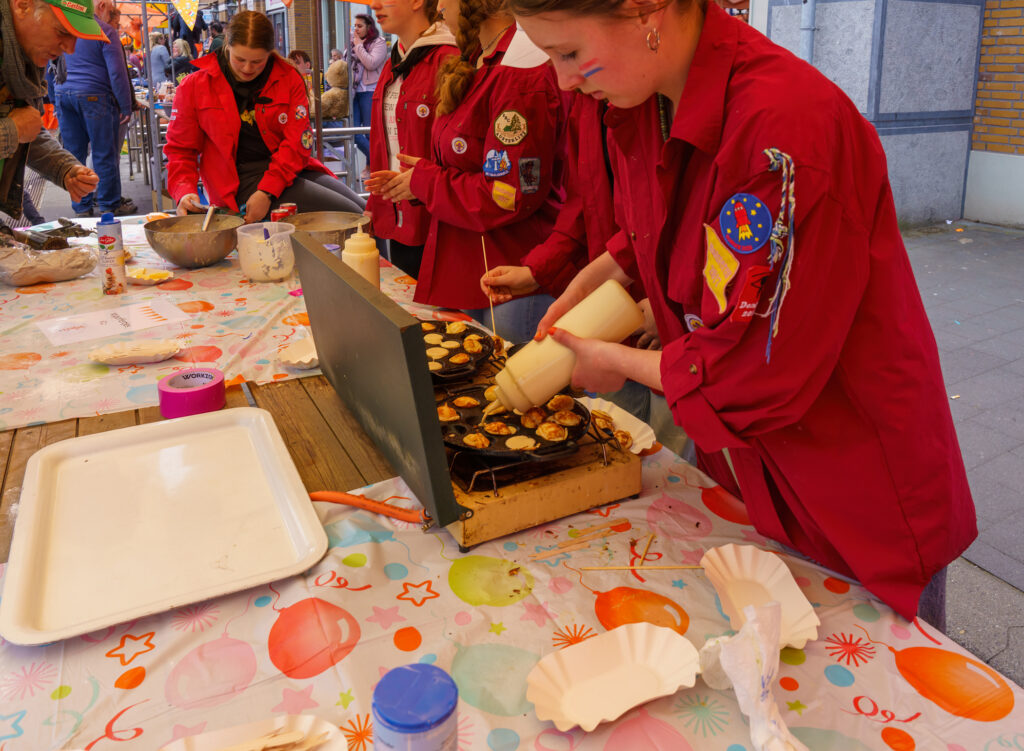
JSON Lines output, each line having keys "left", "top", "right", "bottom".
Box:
{"left": 409, "top": 27, "right": 568, "bottom": 309}
{"left": 521, "top": 94, "right": 618, "bottom": 297}
{"left": 606, "top": 4, "right": 975, "bottom": 620}
{"left": 366, "top": 39, "right": 457, "bottom": 246}
{"left": 165, "top": 54, "right": 332, "bottom": 212}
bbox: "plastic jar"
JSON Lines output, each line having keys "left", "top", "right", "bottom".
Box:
{"left": 372, "top": 664, "right": 458, "bottom": 750}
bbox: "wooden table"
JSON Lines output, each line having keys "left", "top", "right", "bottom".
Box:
{"left": 0, "top": 376, "right": 394, "bottom": 564}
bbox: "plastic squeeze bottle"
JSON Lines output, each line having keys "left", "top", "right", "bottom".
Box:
{"left": 341, "top": 227, "right": 380, "bottom": 289}
{"left": 488, "top": 280, "right": 645, "bottom": 413}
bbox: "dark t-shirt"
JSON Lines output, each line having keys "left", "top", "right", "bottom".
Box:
{"left": 217, "top": 48, "right": 273, "bottom": 167}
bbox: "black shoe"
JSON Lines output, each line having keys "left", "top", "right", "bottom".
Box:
{"left": 75, "top": 208, "right": 93, "bottom": 218}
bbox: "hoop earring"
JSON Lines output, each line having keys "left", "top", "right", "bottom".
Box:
{"left": 646, "top": 27, "right": 660, "bottom": 52}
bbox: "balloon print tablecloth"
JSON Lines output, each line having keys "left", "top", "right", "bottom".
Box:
{"left": 0, "top": 451, "right": 1020, "bottom": 750}
{"left": 0, "top": 221, "right": 422, "bottom": 432}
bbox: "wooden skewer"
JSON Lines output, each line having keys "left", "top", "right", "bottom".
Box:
{"left": 528, "top": 527, "right": 625, "bottom": 561}
{"left": 636, "top": 533, "right": 655, "bottom": 567}
{"left": 481, "top": 235, "right": 498, "bottom": 340}
{"left": 580, "top": 565, "right": 704, "bottom": 571}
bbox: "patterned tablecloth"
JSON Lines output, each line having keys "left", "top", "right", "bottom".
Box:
{"left": 0, "top": 452, "right": 1020, "bottom": 750}
{"left": 0, "top": 219, "right": 426, "bottom": 432}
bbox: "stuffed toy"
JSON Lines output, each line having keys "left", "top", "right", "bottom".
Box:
{"left": 321, "top": 59, "right": 350, "bottom": 120}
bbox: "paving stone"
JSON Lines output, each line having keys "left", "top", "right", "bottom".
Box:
{"left": 955, "top": 419, "right": 1024, "bottom": 471}
{"left": 946, "top": 559, "right": 1020, "bottom": 666}
{"left": 938, "top": 346, "right": 1013, "bottom": 385}
{"left": 988, "top": 627, "right": 1024, "bottom": 689}
{"left": 969, "top": 450, "right": 1024, "bottom": 493}
{"left": 963, "top": 539, "right": 1024, "bottom": 593}
{"left": 972, "top": 402, "right": 1024, "bottom": 441}
{"left": 944, "top": 369, "right": 1024, "bottom": 410}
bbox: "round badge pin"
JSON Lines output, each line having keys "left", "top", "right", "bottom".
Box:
{"left": 416, "top": 104, "right": 430, "bottom": 118}
{"left": 684, "top": 313, "right": 705, "bottom": 332}
{"left": 296, "top": 105, "right": 307, "bottom": 119}
{"left": 278, "top": 112, "right": 288, "bottom": 125}
{"left": 718, "top": 193, "right": 772, "bottom": 254}
{"left": 451, "top": 137, "right": 468, "bottom": 154}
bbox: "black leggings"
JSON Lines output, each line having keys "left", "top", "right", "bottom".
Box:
{"left": 237, "top": 163, "right": 365, "bottom": 219}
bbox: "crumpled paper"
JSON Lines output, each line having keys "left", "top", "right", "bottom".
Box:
{"left": 699, "top": 603, "right": 808, "bottom": 751}
{"left": 0, "top": 243, "right": 96, "bottom": 286}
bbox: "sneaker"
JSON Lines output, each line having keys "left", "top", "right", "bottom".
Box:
{"left": 75, "top": 208, "right": 93, "bottom": 218}
{"left": 106, "top": 198, "right": 138, "bottom": 217}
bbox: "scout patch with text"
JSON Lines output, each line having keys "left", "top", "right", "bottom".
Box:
{"left": 416, "top": 104, "right": 430, "bottom": 118}
{"left": 491, "top": 181, "right": 517, "bottom": 211}
{"left": 518, "top": 158, "right": 541, "bottom": 194}
{"left": 300, "top": 130, "right": 313, "bottom": 150}
{"left": 483, "top": 149, "right": 512, "bottom": 178}
{"left": 703, "top": 224, "right": 740, "bottom": 314}
{"left": 451, "top": 137, "right": 468, "bottom": 154}
{"left": 719, "top": 193, "right": 771, "bottom": 254}
{"left": 493, "top": 110, "right": 527, "bottom": 145}
{"left": 278, "top": 112, "right": 288, "bottom": 125}
{"left": 296, "top": 105, "right": 307, "bottom": 119}
{"left": 730, "top": 265, "right": 773, "bottom": 323}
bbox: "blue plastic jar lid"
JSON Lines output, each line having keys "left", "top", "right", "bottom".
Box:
{"left": 372, "top": 664, "right": 458, "bottom": 732}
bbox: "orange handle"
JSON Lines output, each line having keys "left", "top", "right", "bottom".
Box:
{"left": 309, "top": 491, "right": 427, "bottom": 525}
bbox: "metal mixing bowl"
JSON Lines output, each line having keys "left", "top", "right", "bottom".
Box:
{"left": 283, "top": 211, "right": 370, "bottom": 249}
{"left": 143, "top": 214, "right": 245, "bottom": 269}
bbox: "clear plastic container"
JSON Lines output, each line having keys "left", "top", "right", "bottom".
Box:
{"left": 236, "top": 222, "right": 296, "bottom": 282}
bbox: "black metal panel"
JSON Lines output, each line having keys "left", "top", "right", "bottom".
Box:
{"left": 291, "top": 232, "right": 468, "bottom": 527}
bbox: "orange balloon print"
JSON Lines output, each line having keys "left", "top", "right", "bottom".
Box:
{"left": 282, "top": 313, "right": 310, "bottom": 326}
{"left": 394, "top": 627, "right": 422, "bottom": 652}
{"left": 824, "top": 577, "right": 850, "bottom": 594}
{"left": 0, "top": 352, "right": 42, "bottom": 370}
{"left": 172, "top": 345, "right": 223, "bottom": 362}
{"left": 394, "top": 275, "right": 416, "bottom": 285}
{"left": 16, "top": 283, "right": 55, "bottom": 294}
{"left": 881, "top": 727, "right": 915, "bottom": 750}
{"left": 115, "top": 666, "right": 146, "bottom": 689}
{"left": 701, "top": 485, "right": 750, "bottom": 525}
{"left": 859, "top": 627, "right": 1014, "bottom": 721}
{"left": 157, "top": 278, "right": 194, "bottom": 291}
{"left": 594, "top": 586, "right": 689, "bottom": 635}
{"left": 178, "top": 300, "right": 214, "bottom": 313}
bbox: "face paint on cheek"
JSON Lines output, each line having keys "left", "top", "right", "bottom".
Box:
{"left": 580, "top": 58, "right": 604, "bottom": 78}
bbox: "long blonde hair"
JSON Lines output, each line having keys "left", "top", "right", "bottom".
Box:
{"left": 435, "top": 0, "right": 506, "bottom": 115}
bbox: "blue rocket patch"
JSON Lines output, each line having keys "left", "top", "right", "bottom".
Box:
{"left": 483, "top": 149, "right": 512, "bottom": 177}
{"left": 718, "top": 193, "right": 772, "bottom": 254}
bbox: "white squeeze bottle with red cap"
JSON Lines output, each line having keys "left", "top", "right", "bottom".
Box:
{"left": 488, "top": 280, "right": 645, "bottom": 413}
{"left": 341, "top": 227, "right": 380, "bottom": 289}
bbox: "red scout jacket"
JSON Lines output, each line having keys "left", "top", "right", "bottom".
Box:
{"left": 366, "top": 30, "right": 457, "bottom": 246}
{"left": 605, "top": 4, "right": 976, "bottom": 620}
{"left": 165, "top": 54, "right": 332, "bottom": 212}
{"left": 408, "top": 27, "right": 567, "bottom": 309}
{"left": 521, "top": 94, "right": 617, "bottom": 296}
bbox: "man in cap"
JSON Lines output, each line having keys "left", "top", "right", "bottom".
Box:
{"left": 1, "top": 0, "right": 101, "bottom": 222}
{"left": 53, "top": 0, "right": 135, "bottom": 217}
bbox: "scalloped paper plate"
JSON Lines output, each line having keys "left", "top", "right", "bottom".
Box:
{"left": 577, "top": 397, "right": 655, "bottom": 454}
{"left": 88, "top": 338, "right": 182, "bottom": 365}
{"left": 527, "top": 623, "right": 699, "bottom": 732}
{"left": 700, "top": 544, "right": 820, "bottom": 649}
{"left": 278, "top": 337, "right": 319, "bottom": 369}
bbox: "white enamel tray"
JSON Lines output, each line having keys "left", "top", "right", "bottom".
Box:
{"left": 159, "top": 714, "right": 345, "bottom": 751}
{"left": 0, "top": 408, "right": 328, "bottom": 646}
{"left": 527, "top": 623, "right": 699, "bottom": 731}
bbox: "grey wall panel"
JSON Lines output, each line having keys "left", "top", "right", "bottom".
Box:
{"left": 879, "top": 128, "right": 970, "bottom": 224}
{"left": 770, "top": 0, "right": 875, "bottom": 113}
{"left": 879, "top": 0, "right": 981, "bottom": 115}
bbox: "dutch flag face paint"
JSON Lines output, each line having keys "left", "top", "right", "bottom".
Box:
{"left": 580, "top": 59, "right": 604, "bottom": 78}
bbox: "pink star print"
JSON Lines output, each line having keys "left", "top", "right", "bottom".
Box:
{"left": 366, "top": 605, "right": 406, "bottom": 630}
{"left": 397, "top": 580, "right": 440, "bottom": 607}
{"left": 104, "top": 632, "right": 156, "bottom": 666}
{"left": 272, "top": 685, "right": 319, "bottom": 713}
{"left": 521, "top": 602, "right": 556, "bottom": 627}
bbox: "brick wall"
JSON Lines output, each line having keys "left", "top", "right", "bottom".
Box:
{"left": 288, "top": 2, "right": 313, "bottom": 56}
{"left": 974, "top": 0, "right": 1024, "bottom": 154}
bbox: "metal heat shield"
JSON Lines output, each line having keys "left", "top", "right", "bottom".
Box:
{"left": 291, "top": 233, "right": 469, "bottom": 527}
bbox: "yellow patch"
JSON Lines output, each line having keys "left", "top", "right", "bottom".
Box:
{"left": 491, "top": 181, "right": 517, "bottom": 212}
{"left": 703, "top": 224, "right": 740, "bottom": 314}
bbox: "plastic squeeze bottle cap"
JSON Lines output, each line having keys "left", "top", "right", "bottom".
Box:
{"left": 99, "top": 212, "right": 115, "bottom": 223}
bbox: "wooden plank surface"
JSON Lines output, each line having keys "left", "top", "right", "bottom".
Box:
{"left": 302, "top": 376, "right": 394, "bottom": 486}
{"left": 249, "top": 379, "right": 367, "bottom": 493}
{"left": 77, "top": 410, "right": 137, "bottom": 437}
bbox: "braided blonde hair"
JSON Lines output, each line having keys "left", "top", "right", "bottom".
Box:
{"left": 435, "top": 0, "right": 506, "bottom": 115}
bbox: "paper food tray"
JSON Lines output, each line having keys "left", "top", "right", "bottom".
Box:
{"left": 159, "top": 714, "right": 345, "bottom": 751}
{"left": 0, "top": 408, "right": 328, "bottom": 646}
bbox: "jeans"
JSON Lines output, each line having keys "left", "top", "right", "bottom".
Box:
{"left": 353, "top": 90, "right": 373, "bottom": 160}
{"left": 464, "top": 293, "right": 556, "bottom": 347}
{"left": 55, "top": 91, "right": 123, "bottom": 213}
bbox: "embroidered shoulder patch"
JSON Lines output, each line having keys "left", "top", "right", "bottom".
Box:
{"left": 300, "top": 130, "right": 313, "bottom": 150}
{"left": 703, "top": 224, "right": 740, "bottom": 314}
{"left": 494, "top": 110, "right": 527, "bottom": 145}
{"left": 718, "top": 193, "right": 772, "bottom": 254}
{"left": 518, "top": 158, "right": 540, "bottom": 194}
{"left": 491, "top": 181, "right": 517, "bottom": 212}
{"left": 483, "top": 149, "right": 511, "bottom": 177}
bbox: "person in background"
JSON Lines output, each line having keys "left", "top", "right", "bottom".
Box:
{"left": 513, "top": 0, "right": 975, "bottom": 627}
{"left": 166, "top": 10, "right": 364, "bottom": 223}
{"left": 363, "top": 0, "right": 457, "bottom": 279}
{"left": 170, "top": 38, "right": 197, "bottom": 81}
{"left": 346, "top": 13, "right": 387, "bottom": 176}
{"left": 287, "top": 48, "right": 317, "bottom": 114}
{"left": 330, "top": 47, "right": 343, "bottom": 63}
{"left": 168, "top": 6, "right": 206, "bottom": 59}
{"left": 0, "top": 0, "right": 101, "bottom": 223}
{"left": 370, "top": 0, "right": 568, "bottom": 343}
{"left": 149, "top": 32, "right": 170, "bottom": 87}
{"left": 54, "top": 0, "right": 136, "bottom": 216}
{"left": 208, "top": 21, "right": 224, "bottom": 54}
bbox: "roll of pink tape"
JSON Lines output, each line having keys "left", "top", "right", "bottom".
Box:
{"left": 158, "top": 368, "right": 226, "bottom": 419}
